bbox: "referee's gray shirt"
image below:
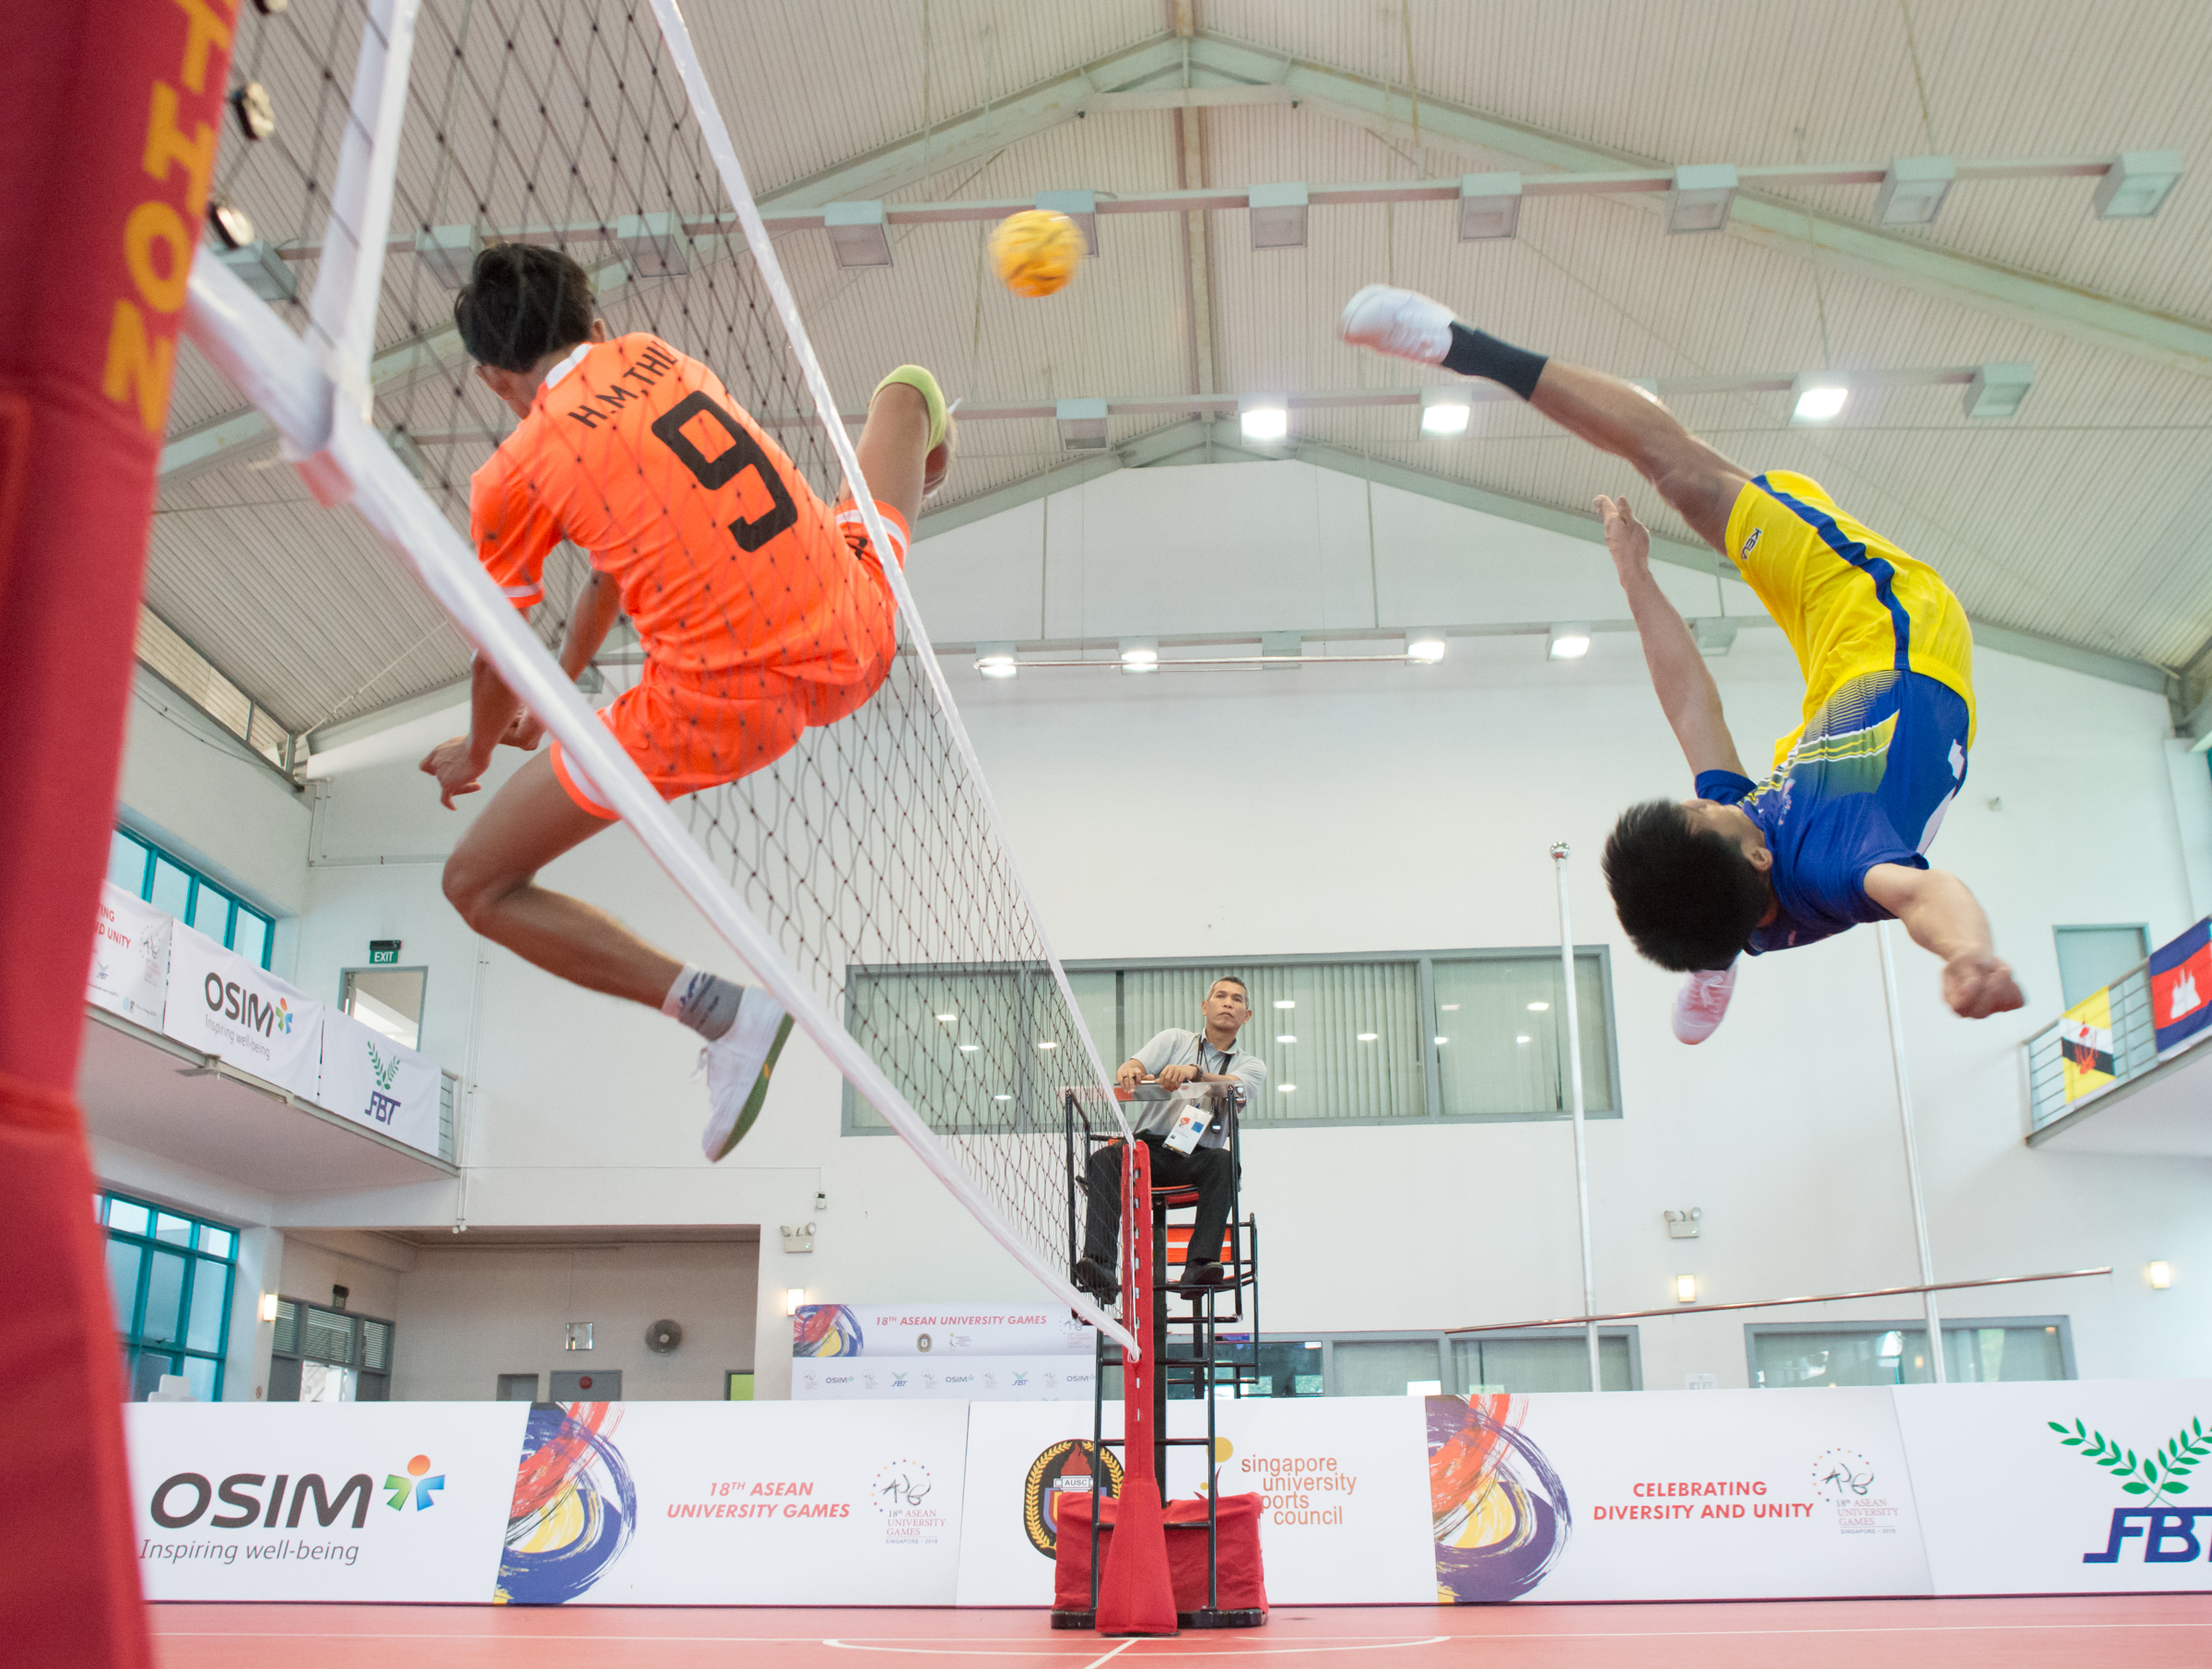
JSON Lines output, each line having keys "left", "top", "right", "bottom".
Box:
{"left": 1127, "top": 1028, "right": 1267, "bottom": 1149}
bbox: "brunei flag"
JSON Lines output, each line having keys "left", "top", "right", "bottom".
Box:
{"left": 2059, "top": 988, "right": 2116, "bottom": 1103}
{"left": 2150, "top": 918, "right": 2212, "bottom": 1055}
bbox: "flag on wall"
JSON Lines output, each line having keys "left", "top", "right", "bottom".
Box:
{"left": 2059, "top": 988, "right": 2115, "bottom": 1103}
{"left": 2148, "top": 918, "right": 2212, "bottom": 1055}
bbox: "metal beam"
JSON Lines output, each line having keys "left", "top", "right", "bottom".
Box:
{"left": 1188, "top": 35, "right": 2212, "bottom": 377}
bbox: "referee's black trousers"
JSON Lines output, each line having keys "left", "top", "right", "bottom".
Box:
{"left": 1081, "top": 1134, "right": 1235, "bottom": 1270}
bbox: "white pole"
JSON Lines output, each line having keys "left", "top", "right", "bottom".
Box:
{"left": 1877, "top": 923, "right": 1947, "bottom": 1384}
{"left": 1551, "top": 842, "right": 1602, "bottom": 1392}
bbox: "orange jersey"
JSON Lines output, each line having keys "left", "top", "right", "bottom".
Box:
{"left": 469, "top": 333, "right": 896, "bottom": 687}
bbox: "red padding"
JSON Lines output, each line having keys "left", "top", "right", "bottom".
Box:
{"left": 1057, "top": 1491, "right": 1268, "bottom": 1617}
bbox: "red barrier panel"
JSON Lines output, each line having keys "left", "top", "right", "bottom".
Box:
{"left": 0, "top": 1, "right": 236, "bottom": 1663}
{"left": 1055, "top": 1493, "right": 1270, "bottom": 1616}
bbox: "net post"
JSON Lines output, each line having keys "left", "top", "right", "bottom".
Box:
{"left": 1551, "top": 841, "right": 1601, "bottom": 1392}
{"left": 1095, "top": 1139, "right": 1174, "bottom": 1636}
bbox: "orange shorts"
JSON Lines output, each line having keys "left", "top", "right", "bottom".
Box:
{"left": 549, "top": 500, "right": 905, "bottom": 818}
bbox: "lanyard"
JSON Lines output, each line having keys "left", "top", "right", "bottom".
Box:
{"left": 1196, "top": 1037, "right": 1234, "bottom": 1077}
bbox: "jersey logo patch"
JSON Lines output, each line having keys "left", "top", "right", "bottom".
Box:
{"left": 1740, "top": 527, "right": 1762, "bottom": 558}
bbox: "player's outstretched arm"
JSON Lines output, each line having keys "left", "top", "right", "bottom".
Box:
{"left": 1599, "top": 494, "right": 1747, "bottom": 779}
{"left": 1862, "top": 864, "right": 2027, "bottom": 1019}
{"left": 419, "top": 655, "right": 526, "bottom": 809}
{"left": 502, "top": 570, "right": 623, "bottom": 751}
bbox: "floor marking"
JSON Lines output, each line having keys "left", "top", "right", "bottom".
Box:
{"left": 1081, "top": 1638, "right": 1142, "bottom": 1669}
{"left": 816, "top": 1642, "right": 1452, "bottom": 1659}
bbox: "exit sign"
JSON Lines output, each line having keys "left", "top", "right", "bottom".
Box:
{"left": 369, "top": 940, "right": 401, "bottom": 965}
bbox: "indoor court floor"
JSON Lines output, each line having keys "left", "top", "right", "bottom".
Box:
{"left": 148, "top": 1595, "right": 2212, "bottom": 1667}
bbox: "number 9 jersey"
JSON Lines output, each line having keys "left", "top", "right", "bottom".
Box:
{"left": 468, "top": 332, "right": 909, "bottom": 818}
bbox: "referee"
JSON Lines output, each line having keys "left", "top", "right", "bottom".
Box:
{"left": 1073, "top": 976, "right": 1266, "bottom": 1299}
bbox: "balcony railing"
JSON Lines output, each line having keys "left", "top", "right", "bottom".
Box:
{"left": 2027, "top": 967, "right": 2159, "bottom": 1132}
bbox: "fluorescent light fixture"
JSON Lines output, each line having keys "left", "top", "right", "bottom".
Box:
{"left": 1419, "top": 388, "right": 1472, "bottom": 436}
{"left": 1357, "top": 1032, "right": 1378, "bottom": 1041}
{"left": 611, "top": 211, "right": 691, "bottom": 276}
{"left": 1666, "top": 163, "right": 1737, "bottom": 233}
{"left": 958, "top": 1042, "right": 978, "bottom": 1052}
{"left": 1963, "top": 361, "right": 2034, "bottom": 420}
{"left": 1458, "top": 171, "right": 1523, "bottom": 241}
{"left": 1275, "top": 1000, "right": 1296, "bottom": 1009}
{"left": 1674, "top": 1275, "right": 1697, "bottom": 1303}
{"left": 1406, "top": 626, "right": 1448, "bottom": 663}
{"left": 2094, "top": 150, "right": 2183, "bottom": 219}
{"left": 259, "top": 1292, "right": 280, "bottom": 1322}
{"left": 1239, "top": 396, "right": 1289, "bottom": 443}
{"left": 1277, "top": 1083, "right": 1296, "bottom": 1093}
{"left": 1037, "top": 1040, "right": 1058, "bottom": 1050}
{"left": 784, "top": 1287, "right": 806, "bottom": 1316}
{"left": 975, "top": 641, "right": 1018, "bottom": 679}
{"left": 1034, "top": 189, "right": 1100, "bottom": 253}
{"left": 1694, "top": 617, "right": 1740, "bottom": 657}
{"left": 1055, "top": 396, "right": 1109, "bottom": 452}
{"left": 1440, "top": 1004, "right": 1459, "bottom": 1011}
{"left": 1277, "top": 1034, "right": 1297, "bottom": 1043}
{"left": 823, "top": 200, "right": 892, "bottom": 267}
{"left": 935, "top": 1013, "right": 958, "bottom": 1023}
{"left": 1547, "top": 624, "right": 1592, "bottom": 660}
{"left": 1791, "top": 373, "right": 1849, "bottom": 423}
{"left": 994, "top": 1093, "right": 1012, "bottom": 1101}
{"left": 2149, "top": 1260, "right": 2174, "bottom": 1290}
{"left": 1875, "top": 154, "right": 1955, "bottom": 226}
{"left": 1119, "top": 637, "right": 1159, "bottom": 673}
{"left": 1527, "top": 1001, "right": 1549, "bottom": 1012}
{"left": 1515, "top": 1034, "right": 1531, "bottom": 1044}
{"left": 412, "top": 224, "right": 483, "bottom": 288}
{"left": 1433, "top": 1035, "right": 1449, "bottom": 1046}
{"left": 1248, "top": 181, "right": 1310, "bottom": 248}
{"left": 215, "top": 239, "right": 297, "bottom": 300}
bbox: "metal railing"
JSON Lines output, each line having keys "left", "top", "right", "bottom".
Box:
{"left": 2027, "top": 966, "right": 2158, "bottom": 1132}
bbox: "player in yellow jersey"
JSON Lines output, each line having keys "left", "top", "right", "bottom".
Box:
{"left": 1340, "top": 285, "right": 2024, "bottom": 1040}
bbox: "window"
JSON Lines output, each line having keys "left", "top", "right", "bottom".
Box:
{"left": 842, "top": 950, "right": 1620, "bottom": 1134}
{"left": 135, "top": 605, "right": 296, "bottom": 770}
{"left": 1453, "top": 1330, "right": 1638, "bottom": 1393}
{"left": 1746, "top": 1317, "right": 2074, "bottom": 1388}
{"left": 100, "top": 1191, "right": 237, "bottom": 1402}
{"left": 2053, "top": 925, "right": 2148, "bottom": 1007}
{"left": 1102, "top": 1330, "right": 1642, "bottom": 1400}
{"left": 341, "top": 967, "right": 428, "bottom": 1051}
{"left": 269, "top": 1299, "right": 395, "bottom": 1402}
{"left": 108, "top": 827, "right": 275, "bottom": 970}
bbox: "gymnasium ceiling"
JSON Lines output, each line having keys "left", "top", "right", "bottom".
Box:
{"left": 153, "top": 0, "right": 2212, "bottom": 745}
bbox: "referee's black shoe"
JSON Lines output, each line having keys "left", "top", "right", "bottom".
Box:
{"left": 1175, "top": 1261, "right": 1230, "bottom": 1290}
{"left": 1072, "top": 1255, "right": 1120, "bottom": 1306}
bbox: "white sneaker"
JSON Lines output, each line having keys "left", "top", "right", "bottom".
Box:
{"left": 1671, "top": 964, "right": 1737, "bottom": 1045}
{"left": 1338, "top": 284, "right": 1456, "bottom": 365}
{"left": 700, "top": 988, "right": 794, "bottom": 1160}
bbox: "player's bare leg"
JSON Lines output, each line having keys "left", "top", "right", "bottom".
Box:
{"left": 856, "top": 366, "right": 953, "bottom": 531}
{"left": 441, "top": 751, "right": 791, "bottom": 1158}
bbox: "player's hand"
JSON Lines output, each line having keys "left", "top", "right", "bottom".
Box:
{"left": 1943, "top": 952, "right": 2025, "bottom": 1019}
{"left": 418, "top": 737, "right": 488, "bottom": 809}
{"left": 501, "top": 708, "right": 547, "bottom": 751}
{"left": 1157, "top": 1063, "right": 1200, "bottom": 1091}
{"left": 1594, "top": 493, "right": 1651, "bottom": 580}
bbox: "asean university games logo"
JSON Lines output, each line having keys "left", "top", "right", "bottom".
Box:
{"left": 383, "top": 1453, "right": 445, "bottom": 1512}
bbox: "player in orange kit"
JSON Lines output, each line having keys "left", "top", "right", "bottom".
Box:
{"left": 419, "top": 244, "right": 950, "bottom": 1158}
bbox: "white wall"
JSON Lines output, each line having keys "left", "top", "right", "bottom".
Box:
{"left": 389, "top": 1241, "right": 759, "bottom": 1401}
{"left": 226, "top": 462, "right": 2212, "bottom": 1395}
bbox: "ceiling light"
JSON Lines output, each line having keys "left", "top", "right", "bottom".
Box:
{"left": 1277, "top": 1034, "right": 1296, "bottom": 1043}
{"left": 1275, "top": 1000, "right": 1295, "bottom": 1009}
{"left": 1875, "top": 155, "right": 1955, "bottom": 226}
{"left": 994, "top": 1093, "right": 1012, "bottom": 1101}
{"left": 1119, "top": 637, "right": 1159, "bottom": 673}
{"left": 217, "top": 239, "right": 297, "bottom": 300}
{"left": 1037, "top": 1040, "right": 1058, "bottom": 1050}
{"left": 1547, "top": 624, "right": 1591, "bottom": 661}
{"left": 1056, "top": 397, "right": 1109, "bottom": 452}
{"left": 1665, "top": 163, "right": 1737, "bottom": 233}
{"left": 1419, "top": 389, "right": 1471, "bottom": 436}
{"left": 2149, "top": 1260, "right": 2174, "bottom": 1290}
{"left": 975, "top": 642, "right": 1018, "bottom": 679}
{"left": 1440, "top": 1004, "right": 1459, "bottom": 1011}
{"left": 1433, "top": 1036, "right": 1449, "bottom": 1046}
{"left": 1035, "top": 189, "right": 1100, "bottom": 253}
{"left": 1963, "top": 361, "right": 2033, "bottom": 420}
{"left": 1248, "top": 181, "right": 1310, "bottom": 249}
{"left": 958, "top": 1043, "right": 979, "bottom": 1052}
{"left": 1458, "top": 171, "right": 1523, "bottom": 241}
{"left": 1240, "top": 396, "right": 1289, "bottom": 443}
{"left": 1675, "top": 1275, "right": 1697, "bottom": 1303}
{"left": 935, "top": 1013, "right": 958, "bottom": 1023}
{"left": 2094, "top": 150, "right": 2183, "bottom": 219}
{"left": 1791, "top": 373, "right": 1849, "bottom": 423}
{"left": 1515, "top": 1034, "right": 1531, "bottom": 1044}
{"left": 1357, "top": 1032, "right": 1378, "bottom": 1041}
{"left": 823, "top": 200, "right": 892, "bottom": 267}
{"left": 1694, "top": 617, "right": 1740, "bottom": 657}
{"left": 1406, "top": 626, "right": 1448, "bottom": 663}
{"left": 1277, "top": 1083, "right": 1296, "bottom": 1093}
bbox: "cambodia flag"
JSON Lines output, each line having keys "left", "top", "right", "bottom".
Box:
{"left": 2149, "top": 918, "right": 2212, "bottom": 1054}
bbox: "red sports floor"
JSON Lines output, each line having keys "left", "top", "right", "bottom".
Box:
{"left": 150, "top": 1596, "right": 2212, "bottom": 1667}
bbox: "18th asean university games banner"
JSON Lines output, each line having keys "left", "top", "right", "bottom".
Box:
{"left": 128, "top": 1381, "right": 2212, "bottom": 1604}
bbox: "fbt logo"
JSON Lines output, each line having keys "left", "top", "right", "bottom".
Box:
{"left": 2085, "top": 1510, "right": 2212, "bottom": 1565}
{"left": 203, "top": 973, "right": 293, "bottom": 1036}
{"left": 363, "top": 1040, "right": 405, "bottom": 1124}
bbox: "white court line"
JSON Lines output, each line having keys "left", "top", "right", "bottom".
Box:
{"left": 818, "top": 1641, "right": 1452, "bottom": 1658}
{"left": 1083, "top": 1638, "right": 1142, "bottom": 1669}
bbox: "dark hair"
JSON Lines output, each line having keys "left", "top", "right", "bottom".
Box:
{"left": 1602, "top": 800, "right": 1768, "bottom": 972}
{"left": 453, "top": 243, "right": 595, "bottom": 372}
{"left": 1208, "top": 976, "right": 1249, "bottom": 1001}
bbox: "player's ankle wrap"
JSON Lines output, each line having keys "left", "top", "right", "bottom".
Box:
{"left": 873, "top": 364, "right": 947, "bottom": 450}
{"left": 1442, "top": 323, "right": 1547, "bottom": 401}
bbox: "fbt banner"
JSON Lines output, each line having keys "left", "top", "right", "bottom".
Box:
{"left": 319, "top": 1008, "right": 442, "bottom": 1157}
{"left": 88, "top": 880, "right": 171, "bottom": 1028}
{"left": 162, "top": 922, "right": 324, "bottom": 1101}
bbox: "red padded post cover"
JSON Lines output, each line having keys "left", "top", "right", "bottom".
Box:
{"left": 1055, "top": 1492, "right": 1269, "bottom": 1615}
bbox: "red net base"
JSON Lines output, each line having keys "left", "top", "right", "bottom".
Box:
{"left": 1053, "top": 1491, "right": 1269, "bottom": 1622}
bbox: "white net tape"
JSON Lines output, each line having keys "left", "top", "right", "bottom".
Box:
{"left": 183, "top": 0, "right": 1132, "bottom": 1346}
